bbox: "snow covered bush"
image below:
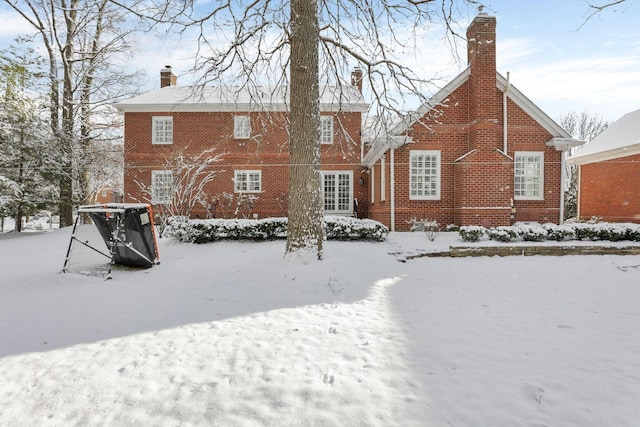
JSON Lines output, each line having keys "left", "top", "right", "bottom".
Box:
{"left": 514, "top": 223, "right": 547, "bottom": 242}
{"left": 324, "top": 216, "right": 389, "bottom": 241}
{"left": 571, "top": 223, "right": 600, "bottom": 241}
{"left": 459, "top": 226, "right": 486, "bottom": 242}
{"left": 623, "top": 224, "right": 640, "bottom": 242}
{"left": 165, "top": 216, "right": 388, "bottom": 243}
{"left": 543, "top": 223, "right": 576, "bottom": 241}
{"left": 570, "top": 222, "right": 640, "bottom": 242}
{"left": 487, "top": 226, "right": 517, "bottom": 242}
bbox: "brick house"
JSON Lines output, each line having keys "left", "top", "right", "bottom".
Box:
{"left": 113, "top": 69, "right": 369, "bottom": 220}
{"left": 364, "top": 12, "right": 582, "bottom": 231}
{"left": 567, "top": 109, "right": 640, "bottom": 223}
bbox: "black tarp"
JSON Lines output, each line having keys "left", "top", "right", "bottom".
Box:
{"left": 86, "top": 204, "right": 159, "bottom": 268}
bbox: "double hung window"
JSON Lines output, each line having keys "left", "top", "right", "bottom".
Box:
{"left": 409, "top": 150, "right": 441, "bottom": 200}
{"left": 514, "top": 152, "right": 543, "bottom": 200}
{"left": 151, "top": 170, "right": 173, "bottom": 204}
{"left": 234, "top": 170, "right": 261, "bottom": 193}
{"left": 320, "top": 116, "right": 333, "bottom": 144}
{"left": 234, "top": 116, "right": 251, "bottom": 139}
{"left": 152, "top": 116, "right": 173, "bottom": 145}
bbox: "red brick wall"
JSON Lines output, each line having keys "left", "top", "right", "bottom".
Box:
{"left": 123, "top": 110, "right": 366, "bottom": 219}
{"left": 578, "top": 154, "right": 640, "bottom": 223}
{"left": 377, "top": 80, "right": 563, "bottom": 231}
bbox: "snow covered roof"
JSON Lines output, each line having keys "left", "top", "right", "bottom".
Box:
{"left": 567, "top": 108, "right": 640, "bottom": 165}
{"left": 363, "top": 68, "right": 577, "bottom": 168}
{"left": 112, "top": 85, "right": 369, "bottom": 113}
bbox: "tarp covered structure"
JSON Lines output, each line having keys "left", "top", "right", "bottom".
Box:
{"left": 88, "top": 204, "right": 159, "bottom": 268}
{"left": 63, "top": 203, "right": 160, "bottom": 276}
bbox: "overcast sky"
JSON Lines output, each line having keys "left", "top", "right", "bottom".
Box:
{"left": 1, "top": 0, "right": 638, "bottom": 123}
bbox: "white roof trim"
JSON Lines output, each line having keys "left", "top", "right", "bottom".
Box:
{"left": 113, "top": 85, "right": 369, "bottom": 113}
{"left": 363, "top": 136, "right": 412, "bottom": 168}
{"left": 567, "top": 145, "right": 640, "bottom": 165}
{"left": 546, "top": 137, "right": 584, "bottom": 152}
{"left": 567, "top": 108, "right": 640, "bottom": 165}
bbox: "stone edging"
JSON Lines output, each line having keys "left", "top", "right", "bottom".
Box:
{"left": 405, "top": 245, "right": 640, "bottom": 260}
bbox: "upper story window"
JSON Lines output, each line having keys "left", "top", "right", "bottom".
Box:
{"left": 409, "top": 150, "right": 440, "bottom": 200}
{"left": 234, "top": 170, "right": 261, "bottom": 193}
{"left": 152, "top": 116, "right": 173, "bottom": 145}
{"left": 320, "top": 116, "right": 333, "bottom": 144}
{"left": 151, "top": 170, "right": 173, "bottom": 204}
{"left": 514, "top": 152, "right": 544, "bottom": 200}
{"left": 234, "top": 115, "right": 251, "bottom": 139}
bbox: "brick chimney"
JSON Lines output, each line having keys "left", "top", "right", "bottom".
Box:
{"left": 351, "top": 67, "right": 363, "bottom": 93}
{"left": 466, "top": 11, "right": 500, "bottom": 151}
{"left": 160, "top": 65, "right": 177, "bottom": 88}
{"left": 453, "top": 11, "right": 513, "bottom": 227}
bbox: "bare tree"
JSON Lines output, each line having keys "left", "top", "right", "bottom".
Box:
{"left": 582, "top": 0, "right": 634, "bottom": 27}
{"left": 115, "top": 0, "right": 476, "bottom": 259}
{"left": 2, "top": 0, "right": 144, "bottom": 226}
{"left": 559, "top": 110, "right": 609, "bottom": 219}
{"left": 134, "top": 147, "right": 222, "bottom": 237}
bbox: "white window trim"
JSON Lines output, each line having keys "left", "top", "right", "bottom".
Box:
{"left": 409, "top": 150, "right": 441, "bottom": 200}
{"left": 234, "top": 115, "right": 251, "bottom": 139}
{"left": 514, "top": 151, "right": 544, "bottom": 201}
{"left": 320, "top": 116, "right": 334, "bottom": 145}
{"left": 151, "top": 170, "right": 173, "bottom": 204}
{"left": 152, "top": 116, "right": 173, "bottom": 145}
{"left": 321, "top": 170, "right": 353, "bottom": 215}
{"left": 234, "top": 170, "right": 262, "bottom": 193}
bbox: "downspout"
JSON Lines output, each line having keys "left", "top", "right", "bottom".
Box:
{"left": 390, "top": 148, "right": 396, "bottom": 231}
{"left": 503, "top": 71, "right": 510, "bottom": 154}
{"left": 559, "top": 151, "right": 566, "bottom": 224}
{"left": 576, "top": 165, "right": 581, "bottom": 220}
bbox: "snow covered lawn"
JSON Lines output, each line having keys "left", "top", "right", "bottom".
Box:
{"left": 1, "top": 229, "right": 639, "bottom": 426}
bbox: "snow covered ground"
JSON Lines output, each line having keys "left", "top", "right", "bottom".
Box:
{"left": 1, "top": 228, "right": 640, "bottom": 426}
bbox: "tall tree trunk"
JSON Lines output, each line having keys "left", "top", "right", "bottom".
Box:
{"left": 79, "top": 0, "right": 108, "bottom": 205}
{"left": 286, "top": 0, "right": 324, "bottom": 259}
{"left": 59, "top": 0, "right": 78, "bottom": 227}
{"left": 14, "top": 161, "right": 24, "bottom": 232}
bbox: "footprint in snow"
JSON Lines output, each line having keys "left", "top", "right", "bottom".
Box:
{"left": 322, "top": 373, "right": 335, "bottom": 385}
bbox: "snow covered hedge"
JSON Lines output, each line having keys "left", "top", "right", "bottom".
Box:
{"left": 165, "top": 216, "right": 389, "bottom": 243}
{"left": 459, "top": 222, "right": 640, "bottom": 243}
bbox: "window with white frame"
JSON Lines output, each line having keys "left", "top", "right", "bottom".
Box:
{"left": 152, "top": 116, "right": 173, "bottom": 144}
{"left": 320, "top": 116, "right": 333, "bottom": 144}
{"left": 151, "top": 170, "right": 173, "bottom": 204}
{"left": 322, "top": 171, "right": 352, "bottom": 214}
{"left": 234, "top": 115, "right": 251, "bottom": 139}
{"left": 409, "top": 150, "right": 440, "bottom": 200}
{"left": 234, "top": 170, "right": 261, "bottom": 193}
{"left": 514, "top": 152, "right": 544, "bottom": 200}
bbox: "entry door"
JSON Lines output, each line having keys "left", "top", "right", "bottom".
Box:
{"left": 322, "top": 171, "right": 353, "bottom": 215}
